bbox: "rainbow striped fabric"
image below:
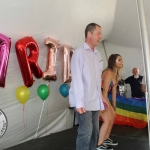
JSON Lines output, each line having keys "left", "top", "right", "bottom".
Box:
{"left": 100, "top": 94, "right": 147, "bottom": 129}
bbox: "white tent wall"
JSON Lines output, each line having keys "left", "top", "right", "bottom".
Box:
{"left": 101, "top": 40, "right": 145, "bottom": 98}
{"left": 0, "top": 0, "right": 117, "bottom": 149}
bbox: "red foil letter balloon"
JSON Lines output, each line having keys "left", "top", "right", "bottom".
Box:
{"left": 42, "top": 37, "right": 60, "bottom": 81}
{"left": 0, "top": 33, "right": 11, "bottom": 88}
{"left": 15, "top": 36, "right": 42, "bottom": 87}
{"left": 62, "top": 45, "right": 74, "bottom": 83}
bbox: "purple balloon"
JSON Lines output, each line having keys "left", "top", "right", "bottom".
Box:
{"left": 0, "top": 33, "right": 11, "bottom": 88}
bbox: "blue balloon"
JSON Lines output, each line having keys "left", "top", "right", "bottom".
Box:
{"left": 59, "top": 83, "right": 69, "bottom": 98}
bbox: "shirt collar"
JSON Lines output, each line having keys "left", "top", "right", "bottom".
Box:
{"left": 83, "top": 42, "right": 98, "bottom": 54}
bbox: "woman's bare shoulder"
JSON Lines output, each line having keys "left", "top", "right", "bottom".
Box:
{"left": 102, "top": 69, "right": 113, "bottom": 80}
{"left": 103, "top": 68, "right": 113, "bottom": 75}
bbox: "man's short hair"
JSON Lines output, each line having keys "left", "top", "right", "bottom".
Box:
{"left": 85, "top": 23, "right": 101, "bottom": 38}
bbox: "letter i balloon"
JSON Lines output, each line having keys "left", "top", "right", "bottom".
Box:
{"left": 62, "top": 45, "right": 74, "bottom": 83}
{"left": 42, "top": 37, "right": 60, "bottom": 81}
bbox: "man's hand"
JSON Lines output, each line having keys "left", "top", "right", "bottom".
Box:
{"left": 100, "top": 92, "right": 109, "bottom": 110}
{"left": 103, "top": 101, "right": 109, "bottom": 110}
{"left": 102, "top": 97, "right": 109, "bottom": 110}
{"left": 76, "top": 108, "right": 86, "bottom": 114}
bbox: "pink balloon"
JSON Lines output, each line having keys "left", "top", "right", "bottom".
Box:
{"left": 42, "top": 37, "right": 60, "bottom": 81}
{"left": 62, "top": 45, "right": 74, "bottom": 83}
{"left": 0, "top": 33, "right": 11, "bottom": 88}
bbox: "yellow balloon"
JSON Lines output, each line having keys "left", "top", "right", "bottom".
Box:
{"left": 16, "top": 86, "right": 30, "bottom": 104}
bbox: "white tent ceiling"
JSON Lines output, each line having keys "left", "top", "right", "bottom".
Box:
{"left": 107, "top": 0, "right": 150, "bottom": 48}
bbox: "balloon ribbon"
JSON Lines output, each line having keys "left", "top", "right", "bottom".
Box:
{"left": 35, "top": 100, "right": 46, "bottom": 139}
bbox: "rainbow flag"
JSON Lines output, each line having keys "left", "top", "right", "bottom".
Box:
{"left": 100, "top": 94, "right": 147, "bottom": 129}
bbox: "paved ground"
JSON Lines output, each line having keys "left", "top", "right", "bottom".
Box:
{"left": 5, "top": 123, "right": 149, "bottom": 150}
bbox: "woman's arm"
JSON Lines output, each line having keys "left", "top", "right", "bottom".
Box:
{"left": 102, "top": 70, "right": 112, "bottom": 101}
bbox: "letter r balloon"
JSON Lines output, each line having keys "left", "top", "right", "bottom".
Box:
{"left": 15, "top": 36, "right": 42, "bottom": 87}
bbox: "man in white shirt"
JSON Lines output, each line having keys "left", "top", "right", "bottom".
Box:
{"left": 69, "top": 23, "right": 108, "bottom": 150}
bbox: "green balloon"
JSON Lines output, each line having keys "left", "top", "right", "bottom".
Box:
{"left": 37, "top": 84, "right": 50, "bottom": 101}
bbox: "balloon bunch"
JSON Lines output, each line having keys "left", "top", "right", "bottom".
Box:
{"left": 14, "top": 36, "right": 74, "bottom": 137}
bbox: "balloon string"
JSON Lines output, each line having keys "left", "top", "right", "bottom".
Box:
{"left": 46, "top": 100, "right": 48, "bottom": 136}
{"left": 46, "top": 99, "right": 49, "bottom": 135}
{"left": 25, "top": 103, "right": 28, "bottom": 142}
{"left": 44, "top": 100, "right": 47, "bottom": 136}
{"left": 46, "top": 82, "right": 50, "bottom": 136}
{"left": 65, "top": 97, "right": 68, "bottom": 130}
{"left": 22, "top": 105, "right": 26, "bottom": 142}
{"left": 35, "top": 100, "right": 46, "bottom": 139}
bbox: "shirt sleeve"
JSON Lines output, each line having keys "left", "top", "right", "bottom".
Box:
{"left": 125, "top": 77, "right": 130, "bottom": 84}
{"left": 70, "top": 49, "right": 84, "bottom": 108}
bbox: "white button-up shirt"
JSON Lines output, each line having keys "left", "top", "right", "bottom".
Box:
{"left": 69, "top": 42, "right": 104, "bottom": 111}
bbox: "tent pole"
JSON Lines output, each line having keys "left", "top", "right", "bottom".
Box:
{"left": 136, "top": 0, "right": 150, "bottom": 148}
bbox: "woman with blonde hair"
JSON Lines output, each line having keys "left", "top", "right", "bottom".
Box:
{"left": 97, "top": 54, "right": 123, "bottom": 150}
